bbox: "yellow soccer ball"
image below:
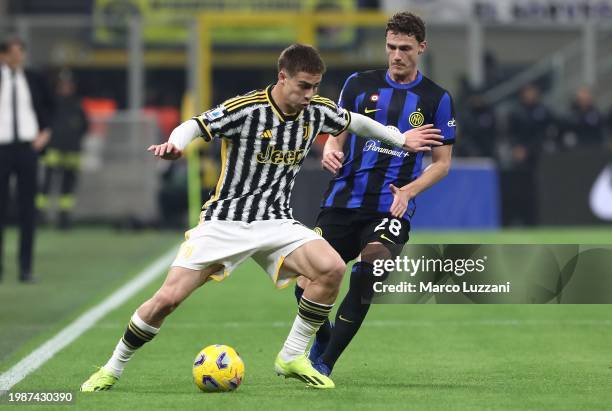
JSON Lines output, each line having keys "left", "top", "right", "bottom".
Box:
{"left": 192, "top": 344, "right": 245, "bottom": 392}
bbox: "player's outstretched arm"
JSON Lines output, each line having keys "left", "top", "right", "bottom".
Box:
{"left": 347, "top": 112, "right": 443, "bottom": 152}
{"left": 321, "top": 131, "right": 348, "bottom": 173}
{"left": 147, "top": 119, "right": 200, "bottom": 160}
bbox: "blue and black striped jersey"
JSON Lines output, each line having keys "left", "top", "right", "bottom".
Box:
{"left": 321, "top": 70, "right": 456, "bottom": 219}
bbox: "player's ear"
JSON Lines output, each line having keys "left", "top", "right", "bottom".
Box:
{"left": 278, "top": 70, "right": 288, "bottom": 85}
{"left": 418, "top": 41, "right": 427, "bottom": 55}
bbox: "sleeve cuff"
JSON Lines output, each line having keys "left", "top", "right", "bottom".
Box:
{"left": 331, "top": 109, "right": 351, "bottom": 137}
{"left": 192, "top": 116, "right": 214, "bottom": 142}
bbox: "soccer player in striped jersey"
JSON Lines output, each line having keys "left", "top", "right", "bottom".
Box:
{"left": 295, "top": 12, "right": 456, "bottom": 376}
{"left": 80, "top": 43, "right": 443, "bottom": 392}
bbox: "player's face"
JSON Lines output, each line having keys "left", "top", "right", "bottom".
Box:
{"left": 5, "top": 43, "right": 26, "bottom": 69}
{"left": 279, "top": 70, "right": 322, "bottom": 112}
{"left": 386, "top": 31, "right": 426, "bottom": 81}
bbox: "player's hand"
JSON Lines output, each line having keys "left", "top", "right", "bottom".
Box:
{"left": 147, "top": 142, "right": 183, "bottom": 160}
{"left": 389, "top": 184, "right": 412, "bottom": 218}
{"left": 402, "top": 124, "right": 444, "bottom": 152}
{"left": 321, "top": 150, "right": 344, "bottom": 174}
{"left": 31, "top": 129, "right": 51, "bottom": 152}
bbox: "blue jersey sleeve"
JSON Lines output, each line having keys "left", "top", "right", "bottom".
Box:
{"left": 337, "top": 72, "right": 359, "bottom": 110}
{"left": 434, "top": 92, "right": 456, "bottom": 145}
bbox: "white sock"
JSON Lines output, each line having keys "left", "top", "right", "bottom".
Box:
{"left": 103, "top": 339, "right": 134, "bottom": 378}
{"left": 103, "top": 312, "right": 159, "bottom": 378}
{"left": 279, "top": 297, "right": 333, "bottom": 362}
{"left": 279, "top": 315, "right": 319, "bottom": 362}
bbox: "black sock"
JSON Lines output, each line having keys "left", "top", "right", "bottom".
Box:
{"left": 320, "top": 261, "right": 375, "bottom": 370}
{"left": 121, "top": 316, "right": 157, "bottom": 350}
{"left": 294, "top": 284, "right": 332, "bottom": 342}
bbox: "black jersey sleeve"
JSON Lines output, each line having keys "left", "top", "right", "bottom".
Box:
{"left": 312, "top": 96, "right": 352, "bottom": 136}
{"left": 192, "top": 96, "right": 252, "bottom": 141}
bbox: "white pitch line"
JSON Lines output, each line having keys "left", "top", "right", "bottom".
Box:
{"left": 0, "top": 246, "right": 177, "bottom": 393}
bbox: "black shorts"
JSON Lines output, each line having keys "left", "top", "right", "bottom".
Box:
{"left": 314, "top": 207, "right": 411, "bottom": 263}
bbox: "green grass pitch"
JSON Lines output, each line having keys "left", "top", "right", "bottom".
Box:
{"left": 1, "top": 227, "right": 611, "bottom": 410}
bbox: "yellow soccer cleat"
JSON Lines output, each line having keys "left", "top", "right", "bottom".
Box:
{"left": 274, "top": 353, "right": 335, "bottom": 389}
{"left": 80, "top": 367, "right": 118, "bottom": 392}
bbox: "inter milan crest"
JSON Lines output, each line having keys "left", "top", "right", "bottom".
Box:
{"left": 370, "top": 94, "right": 379, "bottom": 102}
{"left": 408, "top": 110, "right": 425, "bottom": 127}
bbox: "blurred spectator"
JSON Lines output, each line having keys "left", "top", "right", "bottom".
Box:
{"left": 484, "top": 51, "right": 502, "bottom": 89}
{"left": 508, "top": 84, "right": 557, "bottom": 162}
{"left": 561, "top": 86, "right": 605, "bottom": 149}
{"left": 157, "top": 161, "right": 188, "bottom": 229}
{"left": 457, "top": 92, "right": 496, "bottom": 157}
{"left": 37, "top": 72, "right": 88, "bottom": 229}
{"left": 501, "top": 84, "right": 556, "bottom": 226}
{"left": 0, "top": 36, "right": 54, "bottom": 283}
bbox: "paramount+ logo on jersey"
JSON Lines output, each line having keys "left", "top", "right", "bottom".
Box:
{"left": 256, "top": 144, "right": 305, "bottom": 165}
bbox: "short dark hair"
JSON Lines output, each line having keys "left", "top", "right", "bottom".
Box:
{"left": 386, "top": 12, "right": 426, "bottom": 43}
{"left": 278, "top": 44, "right": 326, "bottom": 76}
{"left": 0, "top": 35, "right": 25, "bottom": 53}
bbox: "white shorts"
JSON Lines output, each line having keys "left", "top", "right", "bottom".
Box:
{"left": 172, "top": 218, "right": 322, "bottom": 288}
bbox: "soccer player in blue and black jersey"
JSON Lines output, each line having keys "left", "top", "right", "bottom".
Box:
{"left": 295, "top": 12, "right": 456, "bottom": 376}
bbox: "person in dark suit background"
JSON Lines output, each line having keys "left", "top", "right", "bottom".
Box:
{"left": 561, "top": 86, "right": 605, "bottom": 148}
{"left": 502, "top": 84, "right": 557, "bottom": 226}
{"left": 0, "top": 36, "right": 54, "bottom": 283}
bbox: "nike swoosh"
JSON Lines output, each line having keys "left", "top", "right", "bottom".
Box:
{"left": 364, "top": 108, "right": 381, "bottom": 114}
{"left": 380, "top": 234, "right": 396, "bottom": 244}
{"left": 338, "top": 315, "right": 354, "bottom": 323}
{"left": 589, "top": 165, "right": 612, "bottom": 220}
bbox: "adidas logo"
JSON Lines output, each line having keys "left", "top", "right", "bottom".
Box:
{"left": 261, "top": 129, "right": 273, "bottom": 139}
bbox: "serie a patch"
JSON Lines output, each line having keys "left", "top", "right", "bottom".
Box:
{"left": 205, "top": 107, "right": 225, "bottom": 121}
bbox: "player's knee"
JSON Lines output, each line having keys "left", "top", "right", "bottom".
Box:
{"left": 318, "top": 258, "right": 345, "bottom": 288}
{"left": 332, "top": 259, "right": 347, "bottom": 279}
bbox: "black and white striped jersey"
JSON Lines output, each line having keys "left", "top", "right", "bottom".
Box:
{"left": 192, "top": 84, "right": 351, "bottom": 223}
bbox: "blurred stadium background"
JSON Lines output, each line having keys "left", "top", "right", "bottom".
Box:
{"left": 1, "top": 1, "right": 611, "bottom": 408}
{"left": 1, "top": 0, "right": 611, "bottom": 229}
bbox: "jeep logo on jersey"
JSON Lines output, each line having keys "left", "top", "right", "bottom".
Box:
{"left": 256, "top": 145, "right": 305, "bottom": 165}
{"left": 408, "top": 110, "right": 425, "bottom": 127}
{"left": 447, "top": 118, "right": 456, "bottom": 127}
